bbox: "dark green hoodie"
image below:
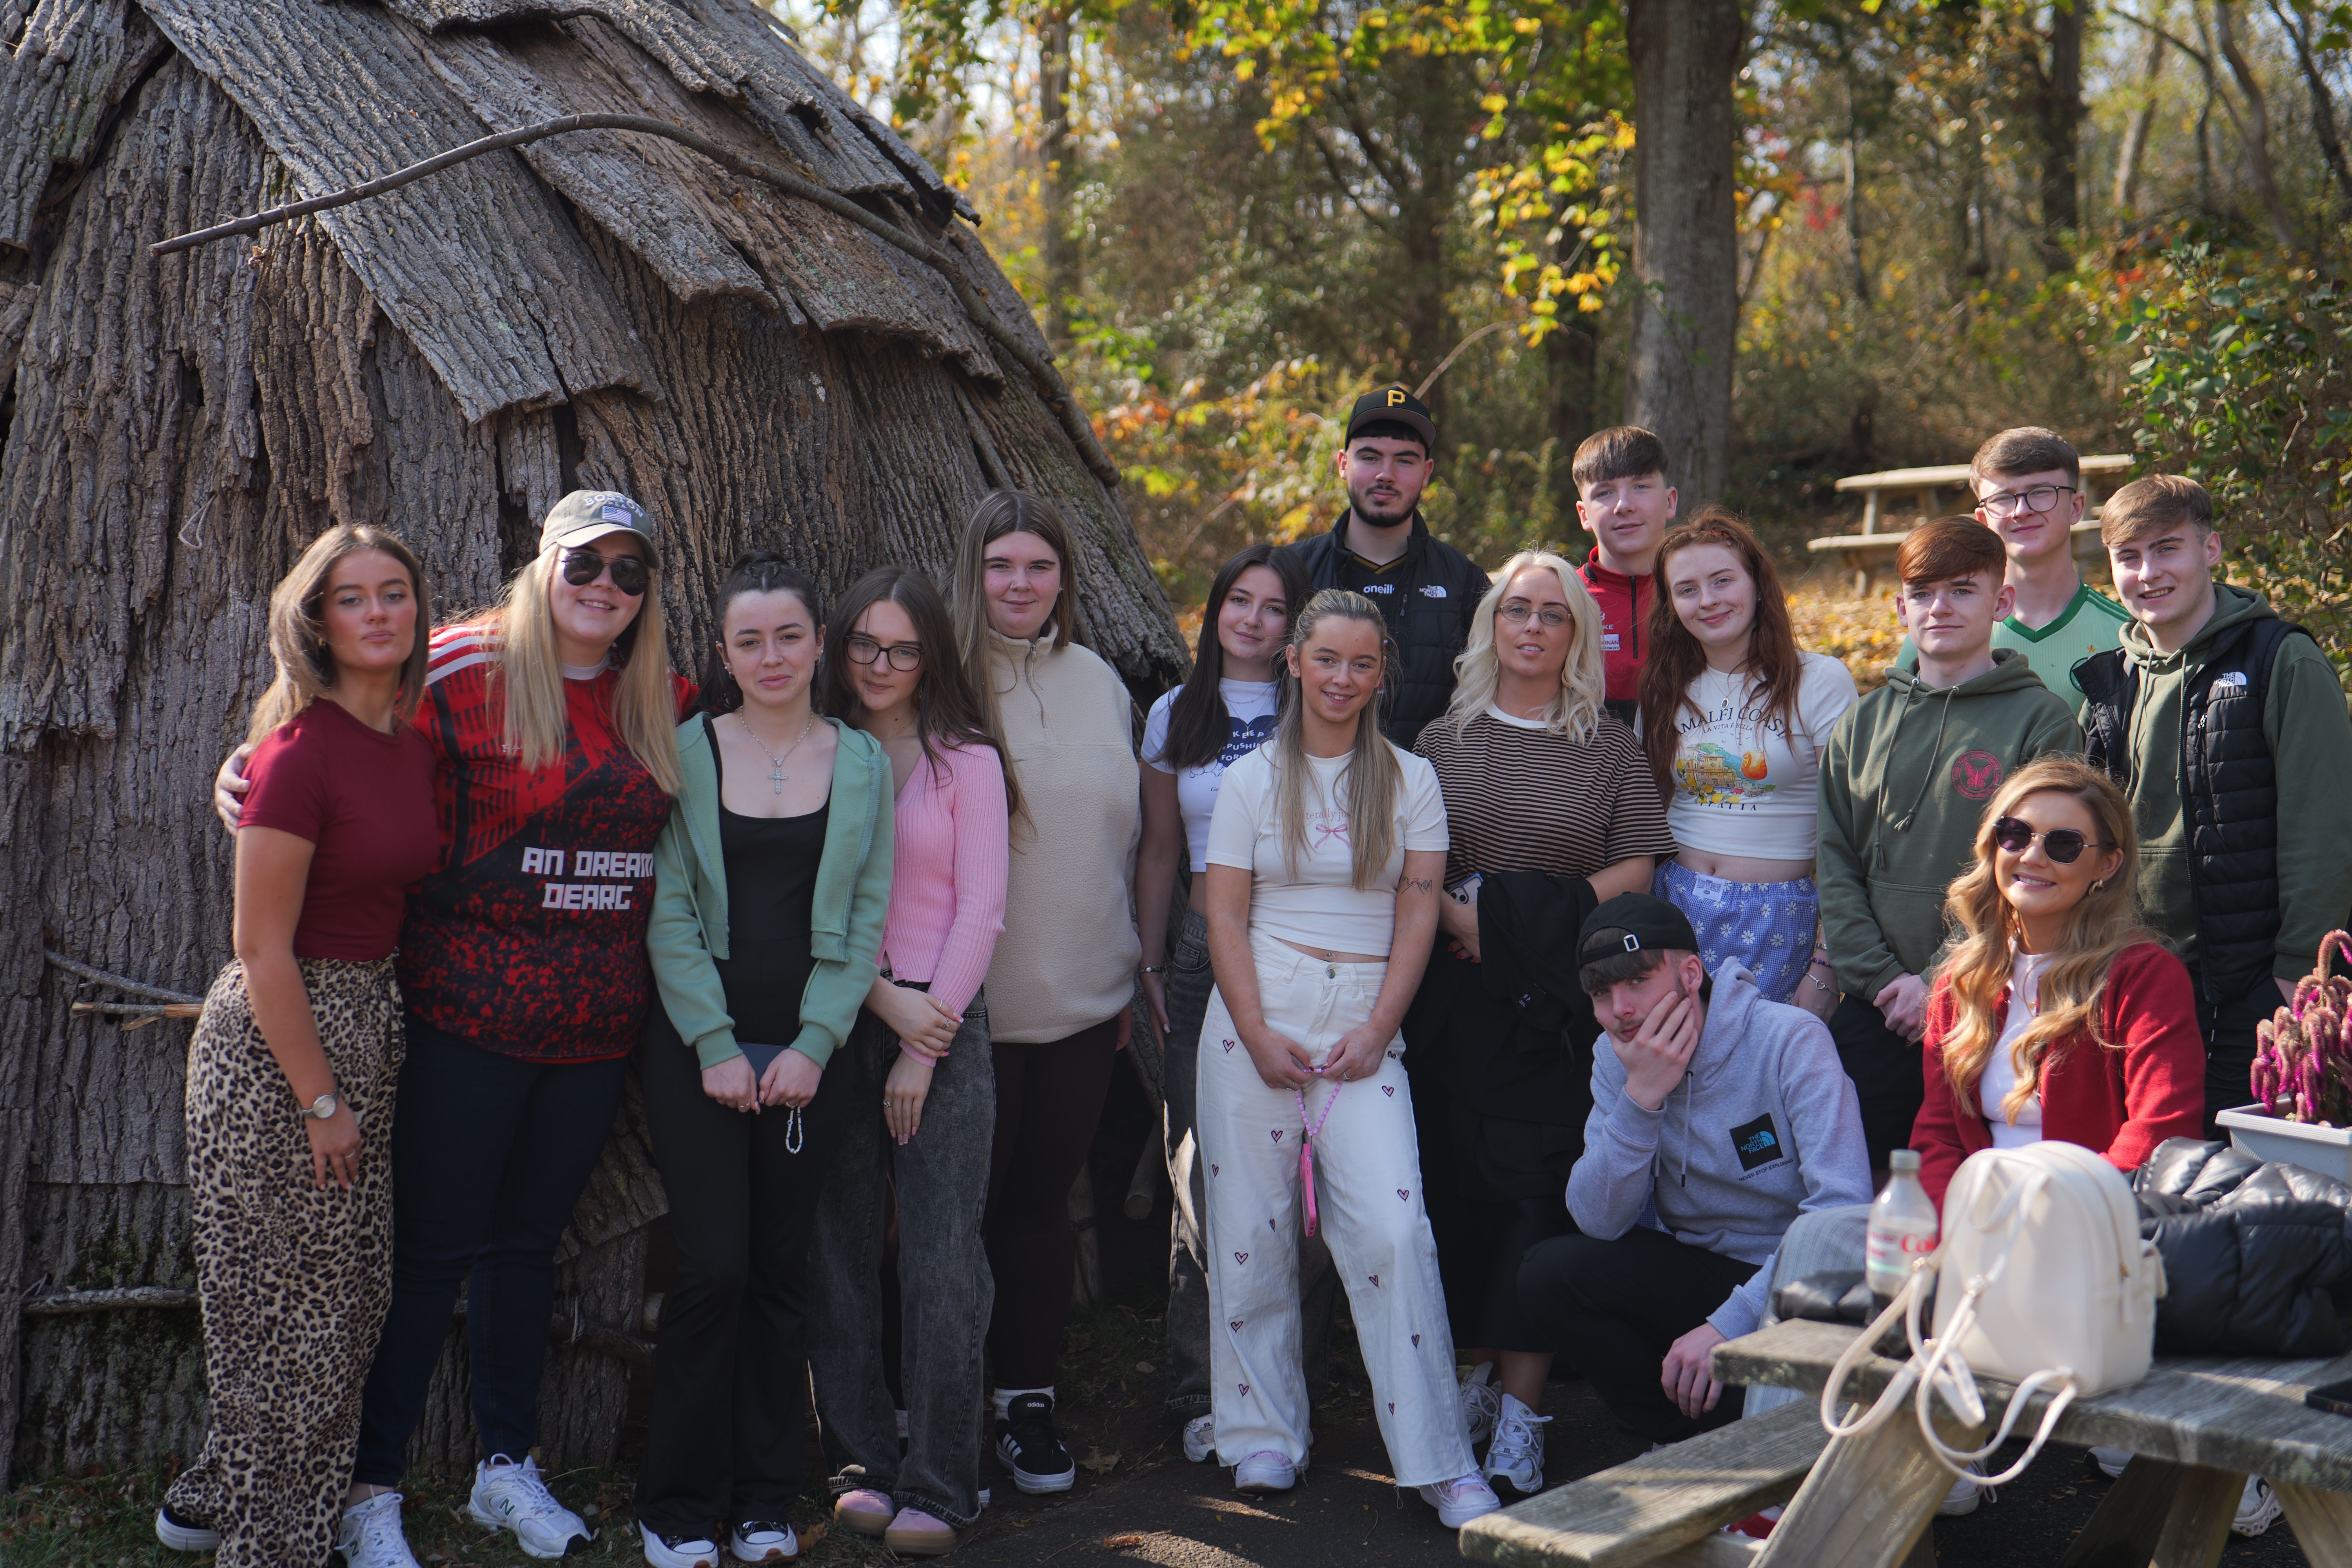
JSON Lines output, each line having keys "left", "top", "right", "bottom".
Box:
{"left": 2115, "top": 583, "right": 2352, "bottom": 980}
{"left": 1817, "top": 649, "right": 2084, "bottom": 996}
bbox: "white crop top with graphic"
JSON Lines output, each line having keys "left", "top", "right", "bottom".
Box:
{"left": 1143, "top": 679, "right": 1281, "bottom": 873}
{"left": 1663, "top": 652, "right": 1858, "bottom": 860}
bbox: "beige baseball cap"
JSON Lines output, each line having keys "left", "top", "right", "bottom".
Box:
{"left": 540, "top": 490, "right": 657, "bottom": 561}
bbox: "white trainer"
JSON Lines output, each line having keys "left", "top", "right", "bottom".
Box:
{"left": 728, "top": 1521, "right": 798, "bottom": 1563}
{"left": 155, "top": 1504, "right": 223, "bottom": 1553}
{"left": 338, "top": 1490, "right": 421, "bottom": 1568}
{"left": 468, "top": 1455, "right": 593, "bottom": 1559}
{"left": 1458, "top": 1363, "right": 1500, "bottom": 1448}
{"left": 639, "top": 1523, "right": 719, "bottom": 1568}
{"left": 2088, "top": 1445, "right": 2131, "bottom": 1479}
{"left": 1233, "top": 1450, "right": 1302, "bottom": 1494}
{"left": 2235, "top": 1477, "right": 2285, "bottom": 1537}
{"left": 1418, "top": 1474, "right": 1501, "bottom": 1528}
{"left": 1183, "top": 1414, "right": 1216, "bottom": 1463}
{"left": 1938, "top": 1457, "right": 1997, "bottom": 1517}
{"left": 1481, "top": 1393, "right": 1551, "bottom": 1496}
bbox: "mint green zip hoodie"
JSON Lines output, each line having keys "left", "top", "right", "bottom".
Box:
{"left": 1817, "top": 649, "right": 2083, "bottom": 997}
{"left": 646, "top": 715, "right": 895, "bottom": 1070}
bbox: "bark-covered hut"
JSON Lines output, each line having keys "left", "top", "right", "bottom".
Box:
{"left": 0, "top": 0, "right": 1184, "bottom": 1484}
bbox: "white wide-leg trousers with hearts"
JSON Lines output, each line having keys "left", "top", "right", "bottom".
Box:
{"left": 1196, "top": 934, "right": 1475, "bottom": 1486}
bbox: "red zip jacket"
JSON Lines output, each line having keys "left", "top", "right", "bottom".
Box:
{"left": 1579, "top": 551, "right": 1655, "bottom": 706}
{"left": 1912, "top": 942, "right": 2206, "bottom": 1207}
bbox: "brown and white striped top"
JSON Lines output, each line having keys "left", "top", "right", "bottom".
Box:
{"left": 1413, "top": 708, "right": 1677, "bottom": 887}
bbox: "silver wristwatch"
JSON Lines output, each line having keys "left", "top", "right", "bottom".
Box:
{"left": 301, "top": 1091, "right": 339, "bottom": 1120}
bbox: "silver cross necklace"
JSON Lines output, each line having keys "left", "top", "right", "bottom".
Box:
{"left": 739, "top": 710, "right": 818, "bottom": 793}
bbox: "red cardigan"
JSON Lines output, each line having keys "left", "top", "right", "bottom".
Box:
{"left": 1912, "top": 942, "right": 2206, "bottom": 1207}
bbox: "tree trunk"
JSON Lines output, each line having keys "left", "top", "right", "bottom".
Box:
{"left": 1391, "top": 52, "right": 1463, "bottom": 447}
{"left": 1040, "top": 6, "right": 1074, "bottom": 351}
{"left": 2032, "top": 0, "right": 2083, "bottom": 271}
{"left": 1546, "top": 309, "right": 1598, "bottom": 517}
{"left": 2269, "top": 0, "right": 2352, "bottom": 210}
{"left": 2113, "top": 19, "right": 2169, "bottom": 218}
{"left": 2211, "top": 0, "right": 2297, "bottom": 248}
{"left": 1624, "top": 0, "right": 1745, "bottom": 505}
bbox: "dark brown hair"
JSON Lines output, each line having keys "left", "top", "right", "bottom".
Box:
{"left": 1971, "top": 426, "right": 2080, "bottom": 489}
{"left": 1897, "top": 515, "right": 2007, "bottom": 587}
{"left": 697, "top": 551, "right": 822, "bottom": 717}
{"left": 823, "top": 564, "right": 1019, "bottom": 816}
{"left": 1638, "top": 507, "right": 1803, "bottom": 801}
{"left": 1160, "top": 543, "right": 1311, "bottom": 771}
{"left": 1572, "top": 426, "right": 1671, "bottom": 491}
{"left": 245, "top": 524, "right": 432, "bottom": 747}
{"left": 2100, "top": 474, "right": 2214, "bottom": 548}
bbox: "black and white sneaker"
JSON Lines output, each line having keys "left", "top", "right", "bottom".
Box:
{"left": 994, "top": 1392, "right": 1077, "bottom": 1494}
{"left": 728, "top": 1520, "right": 798, "bottom": 1562}
{"left": 155, "top": 1504, "right": 223, "bottom": 1553}
{"left": 639, "top": 1522, "right": 720, "bottom": 1568}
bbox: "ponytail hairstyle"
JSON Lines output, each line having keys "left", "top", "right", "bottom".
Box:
{"left": 824, "top": 564, "right": 1021, "bottom": 817}
{"left": 1271, "top": 589, "right": 1400, "bottom": 891}
{"left": 697, "top": 552, "right": 823, "bottom": 719}
{"left": 1160, "top": 543, "right": 1311, "bottom": 771}
{"left": 1639, "top": 506, "right": 1803, "bottom": 800}
{"left": 245, "top": 524, "right": 432, "bottom": 746}
{"left": 1937, "top": 759, "right": 2152, "bottom": 1124}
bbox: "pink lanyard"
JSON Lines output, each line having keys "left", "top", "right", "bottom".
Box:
{"left": 1294, "top": 1082, "right": 1341, "bottom": 1238}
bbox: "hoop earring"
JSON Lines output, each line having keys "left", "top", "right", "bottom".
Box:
{"left": 2089, "top": 878, "right": 2107, "bottom": 895}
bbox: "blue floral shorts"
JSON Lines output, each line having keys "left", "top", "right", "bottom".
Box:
{"left": 1653, "top": 860, "right": 1819, "bottom": 1004}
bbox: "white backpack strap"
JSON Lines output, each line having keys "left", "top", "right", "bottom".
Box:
{"left": 1817, "top": 1256, "right": 1935, "bottom": 1439}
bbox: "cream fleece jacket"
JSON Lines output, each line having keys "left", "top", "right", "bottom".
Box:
{"left": 984, "top": 630, "right": 1143, "bottom": 1042}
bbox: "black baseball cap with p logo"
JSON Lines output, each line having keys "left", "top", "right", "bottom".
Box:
{"left": 1344, "top": 384, "right": 1436, "bottom": 454}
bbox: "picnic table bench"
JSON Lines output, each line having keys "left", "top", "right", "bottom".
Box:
{"left": 1809, "top": 454, "right": 2134, "bottom": 593}
{"left": 1462, "top": 1316, "right": 2352, "bottom": 1568}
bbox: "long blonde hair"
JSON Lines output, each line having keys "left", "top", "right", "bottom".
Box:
{"left": 1272, "top": 590, "right": 1400, "bottom": 890}
{"left": 1437, "top": 550, "right": 1606, "bottom": 741}
{"left": 245, "top": 524, "right": 431, "bottom": 746}
{"left": 1938, "top": 758, "right": 2153, "bottom": 1123}
{"left": 482, "top": 544, "right": 683, "bottom": 795}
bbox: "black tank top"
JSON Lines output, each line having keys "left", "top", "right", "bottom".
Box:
{"left": 707, "top": 714, "right": 829, "bottom": 1046}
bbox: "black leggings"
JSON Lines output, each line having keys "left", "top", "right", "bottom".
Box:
{"left": 352, "top": 1020, "right": 628, "bottom": 1484}
{"left": 984, "top": 1018, "right": 1118, "bottom": 1388}
{"left": 1518, "top": 1226, "right": 1759, "bottom": 1445}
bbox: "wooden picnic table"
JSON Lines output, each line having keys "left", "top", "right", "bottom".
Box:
{"left": 1809, "top": 454, "right": 2135, "bottom": 593}
{"left": 1703, "top": 1316, "right": 2352, "bottom": 1568}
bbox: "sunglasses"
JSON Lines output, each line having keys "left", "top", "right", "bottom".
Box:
{"left": 1991, "top": 816, "right": 2112, "bottom": 864}
{"left": 559, "top": 546, "right": 651, "bottom": 597}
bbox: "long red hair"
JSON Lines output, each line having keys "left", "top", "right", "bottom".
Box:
{"left": 1637, "top": 507, "right": 1804, "bottom": 800}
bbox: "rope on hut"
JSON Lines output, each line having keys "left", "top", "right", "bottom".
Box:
{"left": 150, "top": 113, "right": 1123, "bottom": 489}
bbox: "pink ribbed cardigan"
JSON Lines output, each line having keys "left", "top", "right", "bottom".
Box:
{"left": 879, "top": 740, "right": 1009, "bottom": 1016}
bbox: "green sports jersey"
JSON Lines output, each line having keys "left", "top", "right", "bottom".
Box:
{"left": 1895, "top": 581, "right": 2132, "bottom": 700}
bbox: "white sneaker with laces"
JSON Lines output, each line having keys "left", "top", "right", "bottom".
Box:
{"left": 1183, "top": 1414, "right": 1216, "bottom": 1463}
{"left": 338, "top": 1490, "right": 421, "bottom": 1568}
{"left": 1417, "top": 1474, "right": 1501, "bottom": 1528}
{"left": 1233, "top": 1450, "right": 1301, "bottom": 1494}
{"left": 728, "top": 1521, "right": 798, "bottom": 1563}
{"left": 468, "top": 1455, "right": 593, "bottom": 1559}
{"left": 155, "top": 1505, "right": 223, "bottom": 1553}
{"left": 2088, "top": 1445, "right": 2132, "bottom": 1479}
{"left": 1480, "top": 1393, "right": 1550, "bottom": 1497}
{"left": 1458, "top": 1363, "right": 1500, "bottom": 1448}
{"left": 2235, "top": 1477, "right": 2285, "bottom": 1537}
{"left": 639, "top": 1523, "right": 719, "bottom": 1568}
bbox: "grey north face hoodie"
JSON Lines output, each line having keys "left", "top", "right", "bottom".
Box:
{"left": 1567, "top": 961, "right": 1873, "bottom": 1339}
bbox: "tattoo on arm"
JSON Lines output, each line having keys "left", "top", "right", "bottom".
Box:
{"left": 1399, "top": 876, "right": 1435, "bottom": 894}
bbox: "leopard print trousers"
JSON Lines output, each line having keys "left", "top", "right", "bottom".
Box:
{"left": 165, "top": 956, "right": 403, "bottom": 1568}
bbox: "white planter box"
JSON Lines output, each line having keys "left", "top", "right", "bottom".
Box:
{"left": 2217, "top": 1103, "right": 2352, "bottom": 1185}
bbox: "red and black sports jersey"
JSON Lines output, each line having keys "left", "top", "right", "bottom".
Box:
{"left": 394, "top": 623, "right": 694, "bottom": 1063}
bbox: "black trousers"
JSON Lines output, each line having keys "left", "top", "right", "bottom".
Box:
{"left": 2190, "top": 965, "right": 2283, "bottom": 1136}
{"left": 352, "top": 1020, "right": 629, "bottom": 1484}
{"left": 1828, "top": 995, "right": 1924, "bottom": 1171}
{"left": 985, "top": 1018, "right": 1118, "bottom": 1388}
{"left": 635, "top": 1019, "right": 842, "bottom": 1535}
{"left": 1518, "top": 1227, "right": 1759, "bottom": 1445}
{"left": 1412, "top": 1073, "right": 1578, "bottom": 1352}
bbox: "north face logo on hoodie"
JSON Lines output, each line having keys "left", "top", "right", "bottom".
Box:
{"left": 1730, "top": 1112, "right": 1786, "bottom": 1173}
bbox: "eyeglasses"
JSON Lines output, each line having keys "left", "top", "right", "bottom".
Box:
{"left": 1497, "top": 602, "right": 1571, "bottom": 628}
{"left": 559, "top": 547, "right": 650, "bottom": 597}
{"left": 1991, "top": 816, "right": 2114, "bottom": 864}
{"left": 845, "top": 633, "right": 923, "bottom": 671}
{"left": 1977, "top": 484, "right": 2076, "bottom": 517}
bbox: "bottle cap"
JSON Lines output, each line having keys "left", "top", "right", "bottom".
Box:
{"left": 1889, "top": 1149, "right": 1921, "bottom": 1172}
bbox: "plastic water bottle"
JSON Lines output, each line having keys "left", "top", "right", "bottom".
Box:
{"left": 1865, "top": 1149, "right": 1939, "bottom": 1306}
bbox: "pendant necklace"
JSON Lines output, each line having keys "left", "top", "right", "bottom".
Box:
{"left": 740, "top": 710, "right": 818, "bottom": 793}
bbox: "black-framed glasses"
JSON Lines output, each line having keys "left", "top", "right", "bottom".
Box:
{"left": 1497, "top": 601, "right": 1571, "bottom": 628}
{"left": 1977, "top": 484, "right": 2076, "bottom": 517}
{"left": 559, "top": 547, "right": 650, "bottom": 597}
{"left": 1991, "top": 816, "right": 2113, "bottom": 864}
{"left": 846, "top": 633, "right": 923, "bottom": 671}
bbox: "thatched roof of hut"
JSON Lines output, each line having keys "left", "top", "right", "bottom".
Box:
{"left": 0, "top": 0, "right": 1183, "bottom": 1483}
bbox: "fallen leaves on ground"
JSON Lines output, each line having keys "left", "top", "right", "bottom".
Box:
{"left": 1079, "top": 1448, "right": 1123, "bottom": 1475}
{"left": 1103, "top": 1533, "right": 1147, "bottom": 1549}
{"left": 1788, "top": 579, "right": 1903, "bottom": 688}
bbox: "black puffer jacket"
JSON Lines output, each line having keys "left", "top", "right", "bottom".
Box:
{"left": 1285, "top": 512, "right": 1486, "bottom": 749}
{"left": 2134, "top": 1137, "right": 2352, "bottom": 1356}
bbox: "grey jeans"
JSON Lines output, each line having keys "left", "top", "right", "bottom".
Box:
{"left": 808, "top": 997, "right": 996, "bottom": 1528}
{"left": 1162, "top": 904, "right": 1339, "bottom": 1417}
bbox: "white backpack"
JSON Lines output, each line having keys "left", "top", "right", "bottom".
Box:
{"left": 1820, "top": 1142, "right": 2166, "bottom": 1483}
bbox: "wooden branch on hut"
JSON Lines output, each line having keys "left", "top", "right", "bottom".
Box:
{"left": 149, "top": 113, "right": 1122, "bottom": 488}
{"left": 42, "top": 950, "right": 203, "bottom": 1005}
